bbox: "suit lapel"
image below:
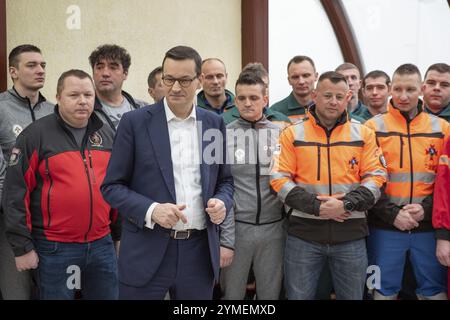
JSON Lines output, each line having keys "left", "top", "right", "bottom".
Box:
{"left": 197, "top": 109, "right": 210, "bottom": 205}
{"left": 146, "top": 102, "right": 176, "bottom": 202}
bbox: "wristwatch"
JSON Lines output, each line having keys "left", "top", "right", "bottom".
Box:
{"left": 343, "top": 199, "right": 355, "bottom": 212}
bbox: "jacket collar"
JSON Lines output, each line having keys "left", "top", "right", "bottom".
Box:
{"left": 308, "top": 104, "right": 348, "bottom": 131}
{"left": 9, "top": 87, "right": 47, "bottom": 106}
{"left": 425, "top": 102, "right": 450, "bottom": 118}
{"left": 388, "top": 98, "right": 424, "bottom": 122}
{"left": 54, "top": 104, "right": 103, "bottom": 135}
{"left": 287, "top": 92, "right": 314, "bottom": 110}
{"left": 94, "top": 90, "right": 139, "bottom": 111}
{"left": 197, "top": 89, "right": 235, "bottom": 112}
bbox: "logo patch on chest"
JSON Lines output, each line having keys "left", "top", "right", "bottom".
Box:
{"left": 12, "top": 124, "right": 23, "bottom": 137}
{"left": 89, "top": 132, "right": 103, "bottom": 147}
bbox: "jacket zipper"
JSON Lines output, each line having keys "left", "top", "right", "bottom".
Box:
{"left": 399, "top": 135, "right": 404, "bottom": 169}
{"left": 26, "top": 98, "right": 36, "bottom": 122}
{"left": 326, "top": 131, "right": 332, "bottom": 244}
{"left": 45, "top": 158, "right": 53, "bottom": 228}
{"left": 254, "top": 123, "right": 262, "bottom": 225}
{"left": 81, "top": 145, "right": 94, "bottom": 242}
{"left": 88, "top": 150, "right": 97, "bottom": 185}
{"left": 317, "top": 145, "right": 321, "bottom": 180}
{"left": 326, "top": 133, "right": 332, "bottom": 196}
{"left": 406, "top": 122, "right": 414, "bottom": 203}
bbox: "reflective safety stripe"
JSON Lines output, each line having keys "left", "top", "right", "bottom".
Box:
{"left": 389, "top": 196, "right": 427, "bottom": 206}
{"left": 293, "top": 122, "right": 305, "bottom": 142}
{"left": 438, "top": 155, "right": 449, "bottom": 166}
{"left": 296, "top": 182, "right": 360, "bottom": 195}
{"left": 270, "top": 171, "right": 292, "bottom": 181}
{"left": 429, "top": 114, "right": 443, "bottom": 133}
{"left": 361, "top": 169, "right": 387, "bottom": 180}
{"left": 388, "top": 172, "right": 436, "bottom": 184}
{"left": 372, "top": 115, "right": 386, "bottom": 133}
{"left": 350, "top": 122, "right": 362, "bottom": 142}
{"left": 361, "top": 180, "right": 381, "bottom": 202}
{"left": 291, "top": 209, "right": 366, "bottom": 220}
{"left": 278, "top": 181, "right": 297, "bottom": 202}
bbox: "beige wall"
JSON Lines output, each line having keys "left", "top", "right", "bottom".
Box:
{"left": 6, "top": 0, "right": 241, "bottom": 103}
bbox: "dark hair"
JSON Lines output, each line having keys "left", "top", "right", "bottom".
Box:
{"left": 362, "top": 70, "right": 391, "bottom": 88}
{"left": 424, "top": 63, "right": 450, "bottom": 79}
{"left": 162, "top": 46, "right": 202, "bottom": 77}
{"left": 89, "top": 44, "right": 131, "bottom": 72}
{"left": 57, "top": 69, "right": 93, "bottom": 95}
{"left": 287, "top": 55, "right": 316, "bottom": 73}
{"left": 147, "top": 66, "right": 163, "bottom": 88}
{"left": 242, "top": 62, "right": 269, "bottom": 82}
{"left": 317, "top": 71, "right": 348, "bottom": 86}
{"left": 202, "top": 58, "right": 226, "bottom": 73}
{"left": 393, "top": 63, "right": 422, "bottom": 80}
{"left": 235, "top": 71, "right": 267, "bottom": 95}
{"left": 8, "top": 44, "right": 42, "bottom": 68}
{"left": 335, "top": 62, "right": 360, "bottom": 73}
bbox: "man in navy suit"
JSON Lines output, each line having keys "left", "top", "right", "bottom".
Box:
{"left": 101, "top": 46, "right": 234, "bottom": 300}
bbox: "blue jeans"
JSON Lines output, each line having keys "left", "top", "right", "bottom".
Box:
{"left": 284, "top": 235, "right": 368, "bottom": 300}
{"left": 367, "top": 228, "right": 447, "bottom": 297}
{"left": 34, "top": 235, "right": 118, "bottom": 300}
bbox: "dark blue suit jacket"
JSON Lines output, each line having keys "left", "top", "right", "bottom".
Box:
{"left": 101, "top": 101, "right": 234, "bottom": 287}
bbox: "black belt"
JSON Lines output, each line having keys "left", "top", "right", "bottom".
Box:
{"left": 169, "top": 229, "right": 204, "bottom": 240}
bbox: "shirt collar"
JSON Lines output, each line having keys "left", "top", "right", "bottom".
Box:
{"left": 163, "top": 97, "right": 197, "bottom": 123}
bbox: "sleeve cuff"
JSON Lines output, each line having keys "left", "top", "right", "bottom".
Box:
{"left": 220, "top": 244, "right": 234, "bottom": 251}
{"left": 386, "top": 206, "right": 401, "bottom": 225}
{"left": 144, "top": 202, "right": 159, "bottom": 229}
{"left": 13, "top": 240, "right": 35, "bottom": 257}
{"left": 313, "top": 198, "right": 322, "bottom": 216}
{"left": 435, "top": 228, "right": 450, "bottom": 241}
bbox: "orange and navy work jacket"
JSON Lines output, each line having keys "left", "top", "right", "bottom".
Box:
{"left": 433, "top": 137, "right": 450, "bottom": 241}
{"left": 270, "top": 108, "right": 387, "bottom": 244}
{"left": 366, "top": 102, "right": 450, "bottom": 231}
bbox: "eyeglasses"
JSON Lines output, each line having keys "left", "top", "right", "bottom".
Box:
{"left": 162, "top": 75, "right": 197, "bottom": 88}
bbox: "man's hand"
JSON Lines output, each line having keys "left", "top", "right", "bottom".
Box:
{"left": 317, "top": 195, "right": 350, "bottom": 222}
{"left": 206, "top": 198, "right": 226, "bottom": 225}
{"left": 436, "top": 239, "right": 450, "bottom": 267}
{"left": 393, "top": 209, "right": 419, "bottom": 231}
{"left": 15, "top": 250, "right": 39, "bottom": 272}
{"left": 152, "top": 203, "right": 187, "bottom": 229}
{"left": 402, "top": 203, "right": 425, "bottom": 222}
{"left": 220, "top": 246, "right": 234, "bottom": 268}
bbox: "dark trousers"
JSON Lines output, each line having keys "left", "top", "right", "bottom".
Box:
{"left": 119, "top": 230, "right": 214, "bottom": 300}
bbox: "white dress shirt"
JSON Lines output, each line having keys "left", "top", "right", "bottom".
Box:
{"left": 145, "top": 98, "right": 206, "bottom": 230}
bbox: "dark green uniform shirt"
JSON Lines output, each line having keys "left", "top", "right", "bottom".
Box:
{"left": 270, "top": 92, "right": 313, "bottom": 122}
{"left": 425, "top": 102, "right": 450, "bottom": 122}
{"left": 197, "top": 89, "right": 235, "bottom": 114}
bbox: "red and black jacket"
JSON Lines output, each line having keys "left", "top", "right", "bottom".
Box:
{"left": 2, "top": 106, "right": 119, "bottom": 257}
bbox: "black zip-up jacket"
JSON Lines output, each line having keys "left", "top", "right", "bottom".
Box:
{"left": 2, "top": 106, "right": 119, "bottom": 257}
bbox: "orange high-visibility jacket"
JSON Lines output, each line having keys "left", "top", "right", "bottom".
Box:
{"left": 366, "top": 102, "right": 450, "bottom": 231}
{"left": 270, "top": 108, "right": 387, "bottom": 244}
